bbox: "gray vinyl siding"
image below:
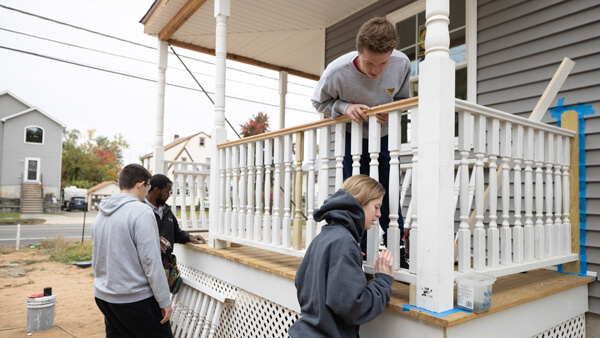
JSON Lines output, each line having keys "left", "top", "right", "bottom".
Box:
{"left": 477, "top": 0, "right": 600, "bottom": 314}
{"left": 1, "top": 110, "right": 63, "bottom": 189}
{"left": 0, "top": 94, "right": 30, "bottom": 176}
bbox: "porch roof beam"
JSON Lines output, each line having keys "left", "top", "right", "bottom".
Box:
{"left": 159, "top": 0, "right": 208, "bottom": 41}
{"left": 168, "top": 39, "right": 321, "bottom": 81}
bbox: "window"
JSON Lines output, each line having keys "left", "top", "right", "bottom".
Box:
{"left": 206, "top": 157, "right": 211, "bottom": 171}
{"left": 182, "top": 157, "right": 187, "bottom": 162}
{"left": 388, "top": 0, "right": 468, "bottom": 142}
{"left": 199, "top": 137, "right": 205, "bottom": 146}
{"left": 25, "top": 126, "right": 44, "bottom": 144}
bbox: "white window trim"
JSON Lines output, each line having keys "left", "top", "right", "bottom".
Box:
{"left": 24, "top": 125, "right": 45, "bottom": 145}
{"left": 387, "top": 0, "right": 477, "bottom": 102}
{"left": 24, "top": 157, "right": 41, "bottom": 182}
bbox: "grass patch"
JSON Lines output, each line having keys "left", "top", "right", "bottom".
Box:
{"left": 0, "top": 212, "right": 44, "bottom": 225}
{"left": 40, "top": 237, "right": 92, "bottom": 264}
{"left": 23, "top": 259, "right": 46, "bottom": 265}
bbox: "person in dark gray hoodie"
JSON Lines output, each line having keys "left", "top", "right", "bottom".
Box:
{"left": 289, "top": 175, "right": 394, "bottom": 338}
{"left": 92, "top": 164, "right": 173, "bottom": 337}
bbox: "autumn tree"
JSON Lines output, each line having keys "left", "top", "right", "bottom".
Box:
{"left": 62, "top": 129, "right": 129, "bottom": 188}
{"left": 240, "top": 112, "right": 270, "bottom": 137}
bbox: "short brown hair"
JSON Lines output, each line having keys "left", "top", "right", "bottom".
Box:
{"left": 119, "top": 164, "right": 151, "bottom": 190}
{"left": 342, "top": 174, "right": 385, "bottom": 206}
{"left": 356, "top": 17, "right": 398, "bottom": 54}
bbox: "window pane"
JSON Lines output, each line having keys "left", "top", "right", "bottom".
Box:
{"left": 449, "top": 0, "right": 466, "bottom": 31}
{"left": 455, "top": 67, "right": 467, "bottom": 100}
{"left": 25, "top": 127, "right": 43, "bottom": 143}
{"left": 27, "top": 160, "right": 38, "bottom": 180}
{"left": 396, "top": 16, "right": 415, "bottom": 50}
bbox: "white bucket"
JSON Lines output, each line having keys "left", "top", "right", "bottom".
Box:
{"left": 26, "top": 294, "right": 57, "bottom": 332}
{"left": 456, "top": 273, "right": 496, "bottom": 313}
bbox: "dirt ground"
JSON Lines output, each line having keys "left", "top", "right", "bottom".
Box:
{"left": 0, "top": 247, "right": 105, "bottom": 338}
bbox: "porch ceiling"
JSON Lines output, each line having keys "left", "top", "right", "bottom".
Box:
{"left": 141, "top": 0, "right": 379, "bottom": 80}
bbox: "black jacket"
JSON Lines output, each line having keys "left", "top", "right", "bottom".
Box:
{"left": 146, "top": 201, "right": 191, "bottom": 261}
{"left": 288, "top": 189, "right": 394, "bottom": 338}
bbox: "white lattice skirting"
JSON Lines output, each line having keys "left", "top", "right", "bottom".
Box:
{"left": 179, "top": 263, "right": 300, "bottom": 338}
{"left": 532, "top": 313, "right": 585, "bottom": 338}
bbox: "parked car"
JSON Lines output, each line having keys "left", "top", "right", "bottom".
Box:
{"left": 67, "top": 197, "right": 88, "bottom": 212}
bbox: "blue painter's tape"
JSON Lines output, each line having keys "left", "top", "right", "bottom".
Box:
{"left": 401, "top": 305, "right": 470, "bottom": 317}
{"left": 550, "top": 98, "right": 596, "bottom": 275}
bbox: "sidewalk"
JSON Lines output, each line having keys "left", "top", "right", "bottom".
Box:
{"left": 21, "top": 210, "right": 98, "bottom": 225}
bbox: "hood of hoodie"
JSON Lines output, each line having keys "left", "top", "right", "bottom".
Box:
{"left": 313, "top": 189, "right": 365, "bottom": 242}
{"left": 99, "top": 193, "right": 143, "bottom": 216}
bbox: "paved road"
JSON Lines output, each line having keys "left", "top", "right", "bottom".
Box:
{"left": 0, "top": 211, "right": 97, "bottom": 248}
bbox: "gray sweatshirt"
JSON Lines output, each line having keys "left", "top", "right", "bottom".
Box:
{"left": 311, "top": 50, "right": 411, "bottom": 138}
{"left": 92, "top": 193, "right": 171, "bottom": 308}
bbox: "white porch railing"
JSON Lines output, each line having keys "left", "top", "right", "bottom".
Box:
{"left": 165, "top": 160, "right": 210, "bottom": 231}
{"left": 209, "top": 97, "right": 578, "bottom": 284}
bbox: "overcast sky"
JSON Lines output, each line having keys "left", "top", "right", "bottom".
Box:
{"left": 0, "top": 0, "right": 319, "bottom": 163}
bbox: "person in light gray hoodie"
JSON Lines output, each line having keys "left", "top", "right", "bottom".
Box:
{"left": 92, "top": 163, "right": 173, "bottom": 337}
{"left": 289, "top": 175, "right": 394, "bottom": 338}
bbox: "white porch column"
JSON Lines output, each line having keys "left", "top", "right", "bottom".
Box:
{"left": 416, "top": 0, "right": 455, "bottom": 313}
{"left": 278, "top": 70, "right": 288, "bottom": 129}
{"left": 209, "top": 0, "right": 230, "bottom": 249}
{"left": 153, "top": 40, "right": 168, "bottom": 174}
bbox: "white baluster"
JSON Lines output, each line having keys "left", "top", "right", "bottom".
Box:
{"left": 366, "top": 115, "right": 381, "bottom": 265}
{"left": 231, "top": 146, "right": 239, "bottom": 237}
{"left": 554, "top": 135, "right": 563, "bottom": 255}
{"left": 293, "top": 132, "right": 304, "bottom": 250}
{"left": 562, "top": 136, "right": 571, "bottom": 254}
{"left": 218, "top": 152, "right": 225, "bottom": 234}
{"left": 183, "top": 172, "right": 189, "bottom": 229}
{"left": 224, "top": 147, "right": 231, "bottom": 235}
{"left": 409, "top": 108, "right": 418, "bottom": 275}
{"left": 500, "top": 121, "right": 512, "bottom": 265}
{"left": 254, "top": 140, "right": 263, "bottom": 241}
{"left": 334, "top": 123, "right": 346, "bottom": 190}
{"left": 306, "top": 129, "right": 317, "bottom": 247}
{"left": 513, "top": 125, "right": 524, "bottom": 263}
{"left": 458, "top": 110, "right": 471, "bottom": 272}
{"left": 199, "top": 175, "right": 208, "bottom": 228}
{"left": 487, "top": 118, "right": 500, "bottom": 267}
{"left": 238, "top": 145, "right": 247, "bottom": 239}
{"left": 317, "top": 126, "right": 331, "bottom": 234}
{"left": 524, "top": 127, "right": 534, "bottom": 261}
{"left": 263, "top": 139, "right": 272, "bottom": 244}
{"left": 190, "top": 171, "right": 198, "bottom": 229}
{"left": 283, "top": 134, "right": 293, "bottom": 248}
{"left": 545, "top": 132, "right": 554, "bottom": 257}
{"left": 388, "top": 110, "right": 402, "bottom": 270}
{"left": 272, "top": 136, "right": 282, "bottom": 246}
{"left": 473, "top": 114, "right": 486, "bottom": 270}
{"left": 246, "top": 142, "right": 255, "bottom": 241}
{"left": 534, "top": 130, "right": 545, "bottom": 259}
{"left": 351, "top": 121, "right": 363, "bottom": 175}
{"left": 172, "top": 165, "right": 178, "bottom": 221}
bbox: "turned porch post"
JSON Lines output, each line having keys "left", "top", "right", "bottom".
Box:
{"left": 209, "top": 0, "right": 230, "bottom": 249}
{"left": 416, "top": 0, "right": 455, "bottom": 312}
{"left": 153, "top": 40, "right": 168, "bottom": 175}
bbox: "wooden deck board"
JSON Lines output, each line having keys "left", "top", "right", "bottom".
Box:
{"left": 186, "top": 242, "right": 594, "bottom": 327}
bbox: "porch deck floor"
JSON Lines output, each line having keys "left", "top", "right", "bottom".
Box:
{"left": 186, "top": 241, "right": 594, "bottom": 328}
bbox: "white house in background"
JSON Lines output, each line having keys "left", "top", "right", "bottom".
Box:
{"left": 0, "top": 91, "right": 64, "bottom": 213}
{"left": 141, "top": 131, "right": 211, "bottom": 206}
{"left": 87, "top": 181, "right": 120, "bottom": 210}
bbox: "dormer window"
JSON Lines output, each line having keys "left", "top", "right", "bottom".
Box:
{"left": 25, "top": 126, "right": 44, "bottom": 144}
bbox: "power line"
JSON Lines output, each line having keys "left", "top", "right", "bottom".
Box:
{"left": 0, "top": 45, "right": 320, "bottom": 115}
{"left": 0, "top": 3, "right": 316, "bottom": 90}
{"left": 0, "top": 26, "right": 311, "bottom": 96}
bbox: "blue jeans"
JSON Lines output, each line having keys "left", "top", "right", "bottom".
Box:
{"left": 343, "top": 132, "right": 404, "bottom": 252}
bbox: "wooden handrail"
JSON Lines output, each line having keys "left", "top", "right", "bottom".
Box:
{"left": 217, "top": 97, "right": 419, "bottom": 148}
